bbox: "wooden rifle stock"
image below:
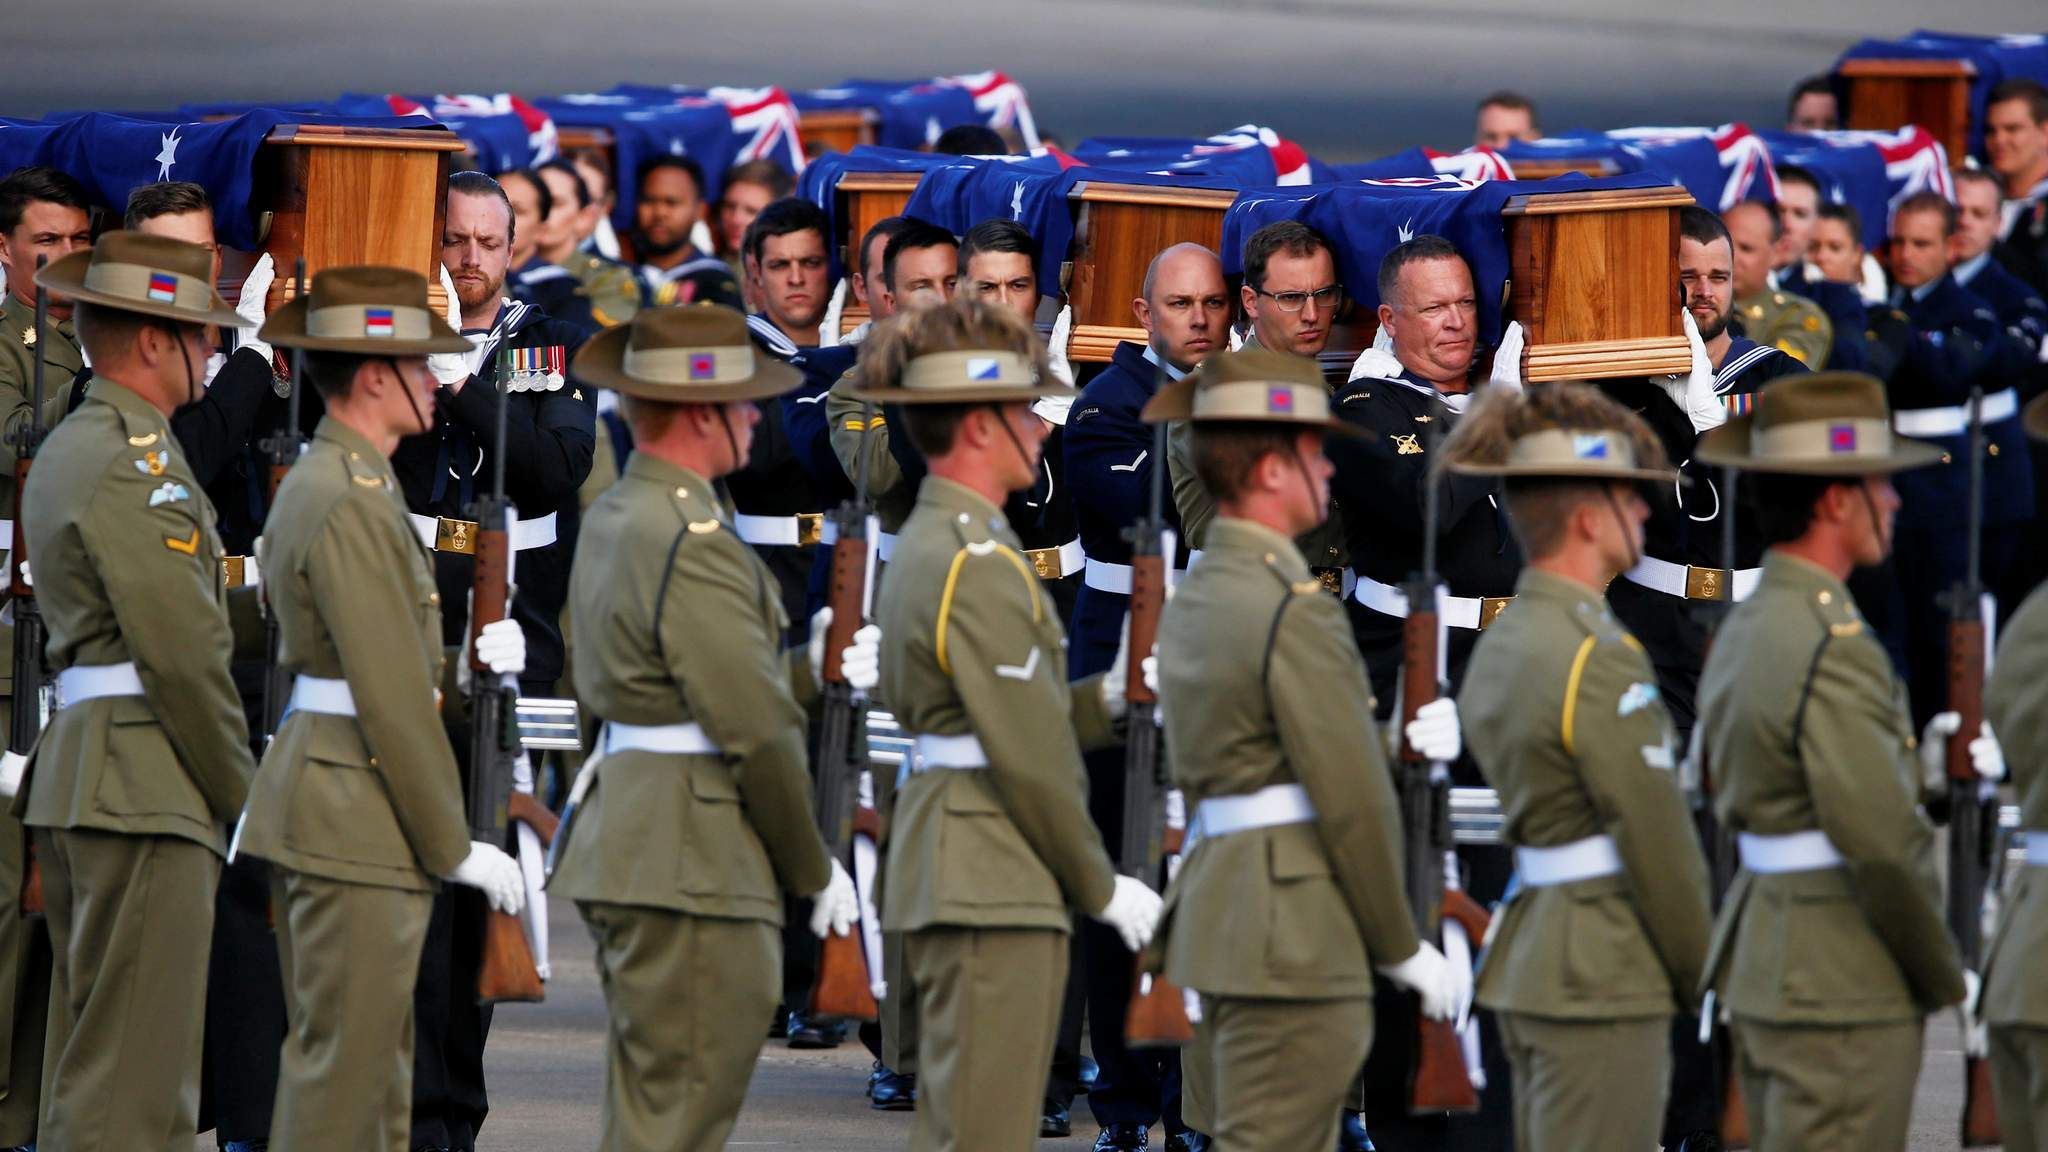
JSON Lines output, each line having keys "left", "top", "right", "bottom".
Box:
{"left": 1947, "top": 383, "right": 1997, "bottom": 1147}
{"left": 1122, "top": 540, "right": 1190, "bottom": 1048}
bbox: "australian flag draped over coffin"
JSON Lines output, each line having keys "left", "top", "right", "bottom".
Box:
{"left": 604, "top": 85, "right": 807, "bottom": 176}
{"left": 1221, "top": 172, "right": 1675, "bottom": 347}
{"left": 794, "top": 73, "right": 1040, "bottom": 152}
{"left": 1073, "top": 126, "right": 1337, "bottom": 187}
{"left": 533, "top": 93, "right": 737, "bottom": 235}
{"left": 1837, "top": 32, "right": 2048, "bottom": 160}
{"left": 1335, "top": 146, "right": 1516, "bottom": 183}
{"left": 797, "top": 146, "right": 981, "bottom": 280}
{"left": 1495, "top": 125, "right": 1775, "bottom": 211}
{"left": 344, "top": 94, "right": 560, "bottom": 172}
{"left": 0, "top": 108, "right": 430, "bottom": 251}
{"left": 1760, "top": 127, "right": 1954, "bottom": 250}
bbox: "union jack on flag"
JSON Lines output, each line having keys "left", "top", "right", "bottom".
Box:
{"left": 696, "top": 87, "right": 807, "bottom": 175}
{"left": 941, "top": 72, "right": 1041, "bottom": 152}
{"left": 1607, "top": 123, "right": 1779, "bottom": 210}
{"left": 1424, "top": 147, "right": 1517, "bottom": 183}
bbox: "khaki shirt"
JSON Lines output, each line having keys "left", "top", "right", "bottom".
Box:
{"left": 237, "top": 418, "right": 470, "bottom": 890}
{"left": 1736, "top": 290, "right": 1832, "bottom": 370}
{"left": 877, "top": 475, "right": 1116, "bottom": 933}
{"left": 0, "top": 292, "right": 83, "bottom": 521}
{"left": 1985, "top": 583, "right": 2048, "bottom": 1026}
{"left": 1460, "top": 568, "right": 1710, "bottom": 1019}
{"left": 1155, "top": 517, "right": 1418, "bottom": 998}
{"left": 14, "top": 377, "right": 252, "bottom": 852}
{"left": 825, "top": 365, "right": 914, "bottom": 532}
{"left": 1698, "top": 551, "right": 1965, "bottom": 1023}
{"left": 563, "top": 249, "right": 645, "bottom": 328}
{"left": 549, "top": 452, "right": 831, "bottom": 920}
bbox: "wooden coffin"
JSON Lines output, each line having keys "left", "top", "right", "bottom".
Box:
{"left": 1837, "top": 58, "right": 1976, "bottom": 160}
{"left": 800, "top": 109, "right": 878, "bottom": 159}
{"left": 1501, "top": 184, "right": 1696, "bottom": 381}
{"left": 831, "top": 170, "right": 922, "bottom": 337}
{"left": 1501, "top": 154, "right": 1623, "bottom": 181}
{"left": 555, "top": 125, "right": 617, "bottom": 171}
{"left": 248, "top": 124, "right": 465, "bottom": 315}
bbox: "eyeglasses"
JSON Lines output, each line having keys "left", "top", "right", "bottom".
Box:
{"left": 1253, "top": 284, "right": 1341, "bottom": 313}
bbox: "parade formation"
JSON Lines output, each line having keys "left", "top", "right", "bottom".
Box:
{"left": 0, "top": 26, "right": 2046, "bottom": 1152}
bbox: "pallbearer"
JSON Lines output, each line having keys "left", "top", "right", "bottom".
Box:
{"left": 1692, "top": 372, "right": 1969, "bottom": 1152}
{"left": 1446, "top": 383, "right": 1712, "bottom": 1151}
{"left": 855, "top": 299, "right": 1162, "bottom": 1152}
{"left": 548, "top": 304, "right": 864, "bottom": 1152}
{"left": 241, "top": 266, "right": 529, "bottom": 1152}
{"left": 1144, "top": 347, "right": 1455, "bottom": 1152}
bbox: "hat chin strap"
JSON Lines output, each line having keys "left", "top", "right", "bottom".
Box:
{"left": 388, "top": 358, "right": 432, "bottom": 435}
{"left": 1600, "top": 485, "right": 1643, "bottom": 573}
{"left": 716, "top": 404, "right": 743, "bottom": 477}
{"left": 1853, "top": 478, "right": 1890, "bottom": 561}
{"left": 987, "top": 403, "right": 1033, "bottom": 491}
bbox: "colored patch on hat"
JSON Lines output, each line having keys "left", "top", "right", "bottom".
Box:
{"left": 965, "top": 357, "right": 1003, "bottom": 382}
{"left": 1572, "top": 433, "right": 1610, "bottom": 460}
{"left": 146, "top": 272, "right": 178, "bottom": 304}
{"left": 1267, "top": 386, "right": 1294, "bottom": 413}
{"left": 689, "top": 352, "right": 716, "bottom": 380}
{"left": 364, "top": 308, "right": 395, "bottom": 338}
{"left": 1828, "top": 423, "right": 1858, "bottom": 454}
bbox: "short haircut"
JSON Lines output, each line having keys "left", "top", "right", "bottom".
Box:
{"left": 567, "top": 149, "right": 614, "bottom": 197}
{"left": 1723, "top": 199, "right": 1781, "bottom": 243}
{"left": 724, "top": 158, "right": 794, "bottom": 199}
{"left": 1376, "top": 234, "right": 1464, "bottom": 308}
{"left": 536, "top": 158, "right": 592, "bottom": 210}
{"left": 124, "top": 181, "right": 211, "bottom": 230}
{"left": 618, "top": 391, "right": 680, "bottom": 440}
{"left": 1988, "top": 78, "right": 2048, "bottom": 125}
{"left": 448, "top": 170, "right": 514, "bottom": 244}
{"left": 858, "top": 215, "right": 910, "bottom": 280}
{"left": 1678, "top": 205, "right": 1732, "bottom": 252}
{"left": 1893, "top": 190, "right": 1957, "bottom": 237}
{"left": 1190, "top": 423, "right": 1299, "bottom": 504}
{"left": 1750, "top": 473, "right": 1843, "bottom": 546}
{"left": 1242, "top": 220, "right": 1332, "bottom": 293}
{"left": 742, "top": 196, "right": 828, "bottom": 264}
{"left": 73, "top": 299, "right": 191, "bottom": 363}
{"left": 1774, "top": 164, "right": 1822, "bottom": 199}
{"left": 1478, "top": 90, "right": 1536, "bottom": 118}
{"left": 1814, "top": 200, "right": 1863, "bottom": 242}
{"left": 1953, "top": 166, "right": 2003, "bottom": 199}
{"left": 303, "top": 350, "right": 374, "bottom": 400}
{"left": 1786, "top": 75, "right": 1836, "bottom": 120}
{"left": 857, "top": 298, "right": 1048, "bottom": 456}
{"left": 958, "top": 219, "right": 1039, "bottom": 275}
{"left": 636, "top": 154, "right": 707, "bottom": 200}
{"left": 0, "top": 165, "right": 92, "bottom": 235}
{"left": 498, "top": 167, "right": 552, "bottom": 223}
{"left": 933, "top": 125, "right": 1008, "bottom": 157}
{"left": 881, "top": 219, "right": 958, "bottom": 291}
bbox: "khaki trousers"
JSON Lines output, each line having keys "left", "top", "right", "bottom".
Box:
{"left": 1496, "top": 1011, "right": 1670, "bottom": 1152}
{"left": 581, "top": 902, "right": 780, "bottom": 1152}
{"left": 37, "top": 827, "right": 217, "bottom": 1152}
{"left": 1201, "top": 993, "right": 1372, "bottom": 1152}
{"left": 0, "top": 794, "right": 46, "bottom": 1146}
{"left": 882, "top": 928, "right": 919, "bottom": 1073}
{"left": 269, "top": 867, "right": 432, "bottom": 1152}
{"left": 1992, "top": 1023, "right": 2048, "bottom": 1152}
{"left": 907, "top": 925, "right": 1067, "bottom": 1152}
{"left": 1731, "top": 1015, "right": 1923, "bottom": 1152}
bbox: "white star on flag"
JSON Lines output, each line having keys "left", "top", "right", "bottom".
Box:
{"left": 1011, "top": 181, "right": 1025, "bottom": 221}
{"left": 155, "top": 128, "right": 181, "bottom": 181}
{"left": 1397, "top": 216, "right": 1416, "bottom": 243}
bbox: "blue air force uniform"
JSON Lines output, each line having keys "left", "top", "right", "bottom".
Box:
{"left": 1957, "top": 251, "right": 2048, "bottom": 592}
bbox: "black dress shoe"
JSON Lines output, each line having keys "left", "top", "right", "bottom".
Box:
{"left": 1041, "top": 1099, "right": 1072, "bottom": 1138}
{"left": 1078, "top": 1054, "right": 1100, "bottom": 1091}
{"left": 1675, "top": 1132, "right": 1723, "bottom": 1152}
{"left": 1337, "top": 1110, "right": 1375, "bottom": 1151}
{"left": 784, "top": 1011, "right": 843, "bottom": 1050}
{"left": 866, "top": 1062, "right": 917, "bottom": 1111}
{"left": 1093, "top": 1122, "right": 1149, "bottom": 1150}
{"left": 1165, "top": 1132, "right": 1209, "bottom": 1152}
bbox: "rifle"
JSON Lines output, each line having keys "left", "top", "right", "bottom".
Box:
{"left": 9, "top": 259, "right": 49, "bottom": 917}
{"left": 468, "top": 349, "right": 543, "bottom": 1005}
{"left": 1121, "top": 420, "right": 1191, "bottom": 1049}
{"left": 1402, "top": 429, "right": 1483, "bottom": 1115}
{"left": 1701, "top": 465, "right": 1750, "bottom": 1149}
{"left": 258, "top": 259, "right": 309, "bottom": 747}
{"left": 1946, "top": 383, "right": 1999, "bottom": 1148}
{"left": 807, "top": 401, "right": 881, "bottom": 1024}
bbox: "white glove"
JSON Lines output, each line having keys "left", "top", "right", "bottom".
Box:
{"left": 235, "top": 252, "right": 276, "bottom": 365}
{"left": 1486, "top": 320, "right": 1525, "bottom": 392}
{"left": 446, "top": 841, "right": 526, "bottom": 915}
{"left": 1960, "top": 969, "right": 1988, "bottom": 1058}
{"left": 1093, "top": 874, "right": 1163, "bottom": 953}
{"left": 1920, "top": 711, "right": 1963, "bottom": 790}
{"left": 1442, "top": 918, "right": 1477, "bottom": 1033}
{"left": 0, "top": 751, "right": 24, "bottom": 801}
{"left": 1662, "top": 309, "right": 1726, "bottom": 433}
{"left": 1379, "top": 940, "right": 1457, "bottom": 1022}
{"left": 808, "top": 608, "right": 882, "bottom": 692}
{"left": 819, "top": 277, "right": 849, "bottom": 347}
{"left": 428, "top": 264, "right": 475, "bottom": 388}
{"left": 1045, "top": 303, "right": 1076, "bottom": 388}
{"left": 809, "top": 858, "right": 859, "bottom": 939}
{"left": 1404, "top": 697, "right": 1462, "bottom": 763}
{"left": 1969, "top": 720, "right": 2006, "bottom": 782}
{"left": 475, "top": 618, "right": 527, "bottom": 677}
{"left": 1100, "top": 617, "right": 1157, "bottom": 720}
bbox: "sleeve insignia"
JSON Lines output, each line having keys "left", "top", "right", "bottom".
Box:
{"left": 992, "top": 647, "right": 1042, "bottom": 681}
{"left": 148, "top": 482, "right": 190, "bottom": 507}
{"left": 1392, "top": 433, "right": 1424, "bottom": 455}
{"left": 687, "top": 519, "right": 722, "bottom": 535}
{"left": 1617, "top": 681, "right": 1660, "bottom": 717}
{"left": 127, "top": 432, "right": 160, "bottom": 447}
{"left": 163, "top": 529, "right": 200, "bottom": 555}
{"left": 20, "top": 327, "right": 33, "bottom": 348}
{"left": 133, "top": 450, "right": 168, "bottom": 476}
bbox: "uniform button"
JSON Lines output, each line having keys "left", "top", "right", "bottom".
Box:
{"left": 674, "top": 487, "right": 688, "bottom": 499}
{"left": 429, "top": 593, "right": 440, "bottom": 606}
{"left": 1941, "top": 453, "right": 1953, "bottom": 465}
{"left": 368, "top": 756, "right": 379, "bottom": 769}
{"left": 1817, "top": 590, "right": 1833, "bottom": 605}
{"left": 1989, "top": 443, "right": 2000, "bottom": 457}
{"left": 957, "top": 514, "right": 970, "bottom": 524}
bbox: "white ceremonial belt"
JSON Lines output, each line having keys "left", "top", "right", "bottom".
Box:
{"left": 55, "top": 662, "right": 144, "bottom": 708}
{"left": 820, "top": 519, "right": 838, "bottom": 547}
{"left": 1622, "top": 556, "right": 1762, "bottom": 603}
{"left": 1351, "top": 574, "right": 1511, "bottom": 631}
{"left": 1188, "top": 784, "right": 1316, "bottom": 844}
{"left": 1739, "top": 830, "right": 1845, "bottom": 874}
{"left": 1516, "top": 834, "right": 1623, "bottom": 887}
{"left": 877, "top": 532, "right": 899, "bottom": 562}
{"left": 1084, "top": 558, "right": 1133, "bottom": 595}
{"left": 1187, "top": 549, "right": 1205, "bottom": 568}
{"left": 2024, "top": 831, "right": 2048, "bottom": 867}
{"left": 407, "top": 511, "right": 558, "bottom": 553}
{"left": 907, "top": 733, "right": 988, "bottom": 773}
{"left": 1024, "top": 538, "right": 1086, "bottom": 580}
{"left": 1893, "top": 388, "right": 2019, "bottom": 438}
{"left": 0, "top": 519, "right": 12, "bottom": 540}
{"left": 287, "top": 676, "right": 356, "bottom": 716}
{"left": 602, "top": 721, "right": 721, "bottom": 756}
{"left": 733, "top": 512, "right": 825, "bottom": 548}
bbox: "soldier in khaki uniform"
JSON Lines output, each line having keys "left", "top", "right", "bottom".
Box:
{"left": 1445, "top": 383, "right": 1713, "bottom": 1151}
{"left": 1734, "top": 289, "right": 1833, "bottom": 369}
{"left": 1143, "top": 347, "right": 1455, "bottom": 1152}
{"left": 236, "top": 266, "right": 529, "bottom": 1151}
{"left": 1692, "top": 371, "right": 1968, "bottom": 1151}
{"left": 1984, "top": 393, "right": 2048, "bottom": 1148}
{"left": 11, "top": 232, "right": 253, "bottom": 1150}
{"left": 549, "top": 304, "right": 865, "bottom": 1152}
{"left": 853, "top": 299, "right": 1162, "bottom": 1152}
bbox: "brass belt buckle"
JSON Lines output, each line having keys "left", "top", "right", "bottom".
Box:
{"left": 1478, "top": 596, "right": 1513, "bottom": 628}
{"left": 796, "top": 513, "right": 825, "bottom": 548}
{"left": 220, "top": 555, "right": 247, "bottom": 588}
{"left": 1310, "top": 566, "right": 1345, "bottom": 596}
{"left": 436, "top": 517, "right": 479, "bottom": 555}
{"left": 1685, "top": 565, "right": 1731, "bottom": 602}
{"left": 1026, "top": 546, "right": 1062, "bottom": 580}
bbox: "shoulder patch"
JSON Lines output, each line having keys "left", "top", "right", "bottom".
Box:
{"left": 1617, "top": 680, "right": 1660, "bottom": 717}
{"left": 687, "top": 519, "right": 722, "bottom": 535}
{"left": 163, "top": 528, "right": 199, "bottom": 555}
{"left": 126, "top": 431, "right": 158, "bottom": 448}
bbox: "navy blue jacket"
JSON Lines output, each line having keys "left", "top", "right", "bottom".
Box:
{"left": 1888, "top": 274, "right": 2034, "bottom": 528}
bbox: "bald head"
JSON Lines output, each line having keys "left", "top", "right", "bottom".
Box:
{"left": 1135, "top": 243, "right": 1230, "bottom": 372}
{"left": 1722, "top": 200, "right": 1779, "bottom": 300}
